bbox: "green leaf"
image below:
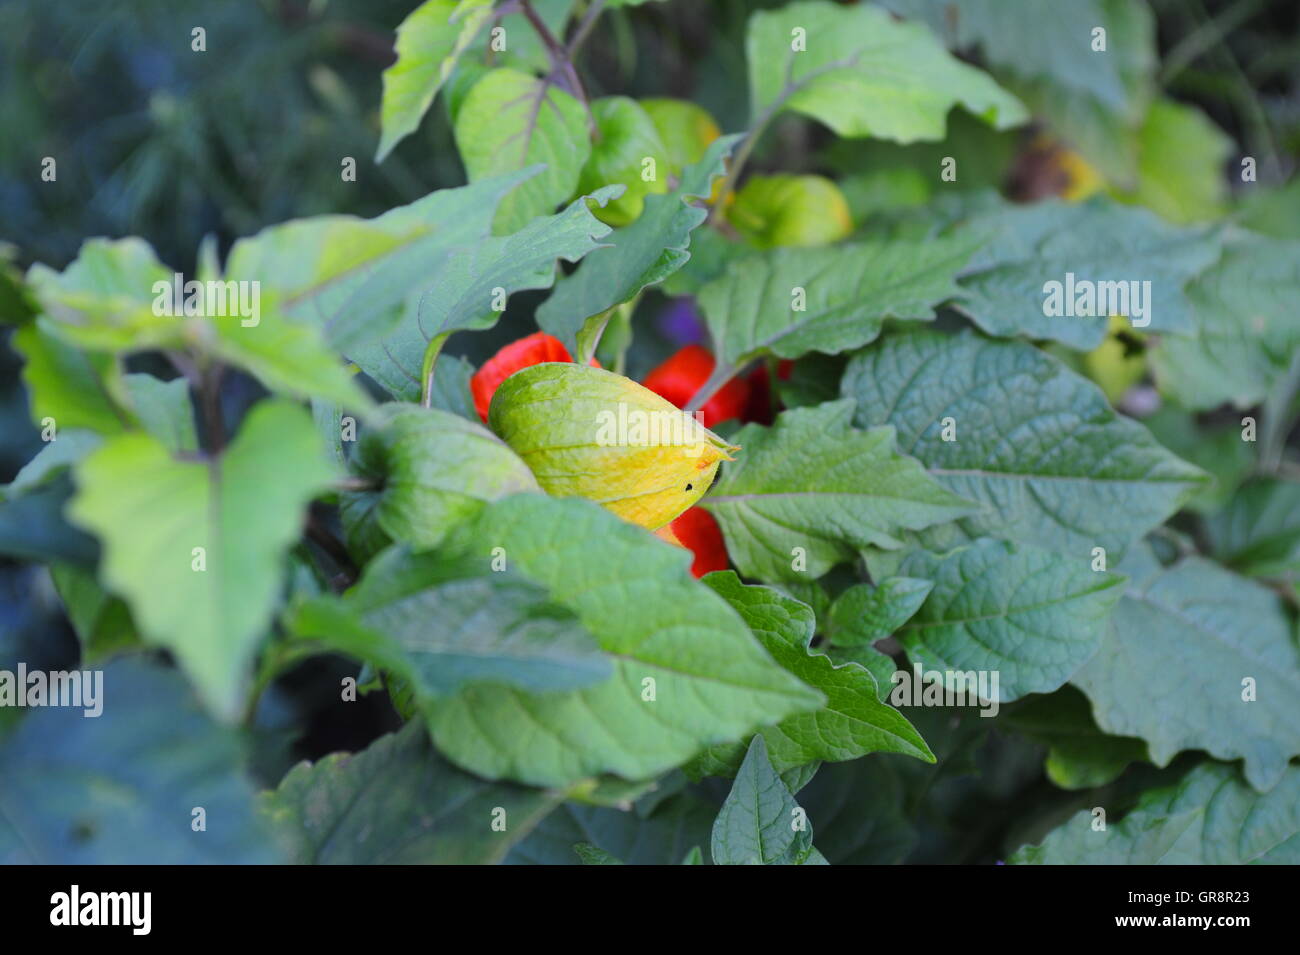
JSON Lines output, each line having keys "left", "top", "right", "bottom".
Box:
{"left": 49, "top": 563, "right": 140, "bottom": 663}
{"left": 826, "top": 577, "right": 933, "bottom": 648}
{"left": 1110, "top": 99, "right": 1231, "bottom": 224}
{"left": 25, "top": 238, "right": 177, "bottom": 352}
{"left": 123, "top": 373, "right": 197, "bottom": 453}
{"left": 796, "top": 755, "right": 917, "bottom": 863}
{"left": 3, "top": 430, "right": 103, "bottom": 497}
{"left": 573, "top": 843, "right": 625, "bottom": 865}
{"left": 1072, "top": 544, "right": 1300, "bottom": 792}
{"left": 508, "top": 791, "right": 718, "bottom": 865}
{"left": 420, "top": 494, "right": 824, "bottom": 787}
{"left": 208, "top": 308, "right": 372, "bottom": 410}
{"left": 948, "top": 198, "right": 1221, "bottom": 349}
{"left": 711, "top": 736, "right": 821, "bottom": 865}
{"left": 1204, "top": 478, "right": 1300, "bottom": 583}
{"left": 288, "top": 546, "right": 611, "bottom": 697}
{"left": 453, "top": 68, "right": 592, "bottom": 234}
{"left": 536, "top": 134, "right": 741, "bottom": 360}
{"left": 0, "top": 474, "right": 99, "bottom": 567}
{"left": 1149, "top": 233, "right": 1300, "bottom": 410}
{"left": 842, "top": 329, "right": 1208, "bottom": 560}
{"left": 262, "top": 722, "right": 561, "bottom": 864}
{"left": 894, "top": 539, "right": 1125, "bottom": 703}
{"left": 575, "top": 97, "right": 671, "bottom": 227}
{"left": 1002, "top": 686, "right": 1147, "bottom": 790}
{"left": 13, "top": 321, "right": 135, "bottom": 435}
{"left": 339, "top": 405, "right": 538, "bottom": 561}
{"left": 375, "top": 0, "right": 494, "bottom": 162}
{"left": 67, "top": 401, "right": 335, "bottom": 721}
{"left": 703, "top": 399, "right": 976, "bottom": 581}
{"left": 0, "top": 658, "right": 277, "bottom": 863}
{"left": 1011, "top": 761, "right": 1300, "bottom": 864}
{"left": 703, "top": 571, "right": 933, "bottom": 771}
{"left": 696, "top": 236, "right": 976, "bottom": 371}
{"left": 746, "top": 1, "right": 1026, "bottom": 142}
{"left": 344, "top": 194, "right": 613, "bottom": 399}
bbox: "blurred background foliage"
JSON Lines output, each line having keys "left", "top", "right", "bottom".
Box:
{"left": 1, "top": 0, "right": 1297, "bottom": 863}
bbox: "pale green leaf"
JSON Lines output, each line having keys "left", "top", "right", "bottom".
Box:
{"left": 746, "top": 1, "right": 1026, "bottom": 142}
{"left": 375, "top": 0, "right": 494, "bottom": 162}
{"left": 339, "top": 404, "right": 538, "bottom": 561}
{"left": 537, "top": 135, "right": 740, "bottom": 360}
{"left": 67, "top": 401, "right": 335, "bottom": 720}
{"left": 453, "top": 68, "right": 592, "bottom": 233}
{"left": 703, "top": 399, "right": 977, "bottom": 581}
{"left": 697, "top": 236, "right": 977, "bottom": 370}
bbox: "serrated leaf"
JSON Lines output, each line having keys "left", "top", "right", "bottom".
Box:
{"left": 262, "top": 722, "right": 561, "bottom": 864}
{"left": 339, "top": 404, "right": 538, "bottom": 561}
{"left": 703, "top": 571, "right": 933, "bottom": 771}
{"left": 894, "top": 538, "right": 1124, "bottom": 703}
{"left": 711, "top": 736, "right": 820, "bottom": 865}
{"left": 288, "top": 546, "right": 611, "bottom": 697}
{"left": 375, "top": 0, "right": 494, "bottom": 162}
{"left": 454, "top": 68, "right": 592, "bottom": 234}
{"left": 827, "top": 577, "right": 933, "bottom": 647}
{"left": 537, "top": 135, "right": 741, "bottom": 360}
{"left": 0, "top": 658, "right": 276, "bottom": 863}
{"left": 948, "top": 198, "right": 1221, "bottom": 348}
{"left": 345, "top": 194, "right": 613, "bottom": 399}
{"left": 67, "top": 401, "right": 334, "bottom": 721}
{"left": 573, "top": 843, "right": 625, "bottom": 865}
{"left": 1149, "top": 233, "right": 1300, "bottom": 410}
{"left": 746, "top": 1, "right": 1026, "bottom": 142}
{"left": 842, "top": 329, "right": 1208, "bottom": 560}
{"left": 1011, "top": 761, "right": 1300, "bottom": 864}
{"left": 418, "top": 494, "right": 824, "bottom": 788}
{"left": 1072, "top": 544, "right": 1300, "bottom": 792}
{"left": 696, "top": 236, "right": 976, "bottom": 371}
{"left": 703, "top": 399, "right": 976, "bottom": 581}
{"left": 25, "top": 238, "right": 178, "bottom": 352}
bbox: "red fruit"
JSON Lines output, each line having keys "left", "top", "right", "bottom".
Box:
{"left": 667, "top": 507, "right": 729, "bottom": 578}
{"left": 742, "top": 359, "right": 795, "bottom": 425}
{"left": 642, "top": 344, "right": 750, "bottom": 427}
{"left": 471, "top": 332, "right": 589, "bottom": 422}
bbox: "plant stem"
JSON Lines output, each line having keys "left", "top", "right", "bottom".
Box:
{"left": 566, "top": 0, "right": 607, "bottom": 58}
{"left": 706, "top": 50, "right": 864, "bottom": 225}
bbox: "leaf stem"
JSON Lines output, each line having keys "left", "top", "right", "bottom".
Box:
{"left": 706, "top": 50, "right": 864, "bottom": 225}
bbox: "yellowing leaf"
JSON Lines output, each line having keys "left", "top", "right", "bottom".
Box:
{"left": 488, "top": 363, "right": 737, "bottom": 530}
